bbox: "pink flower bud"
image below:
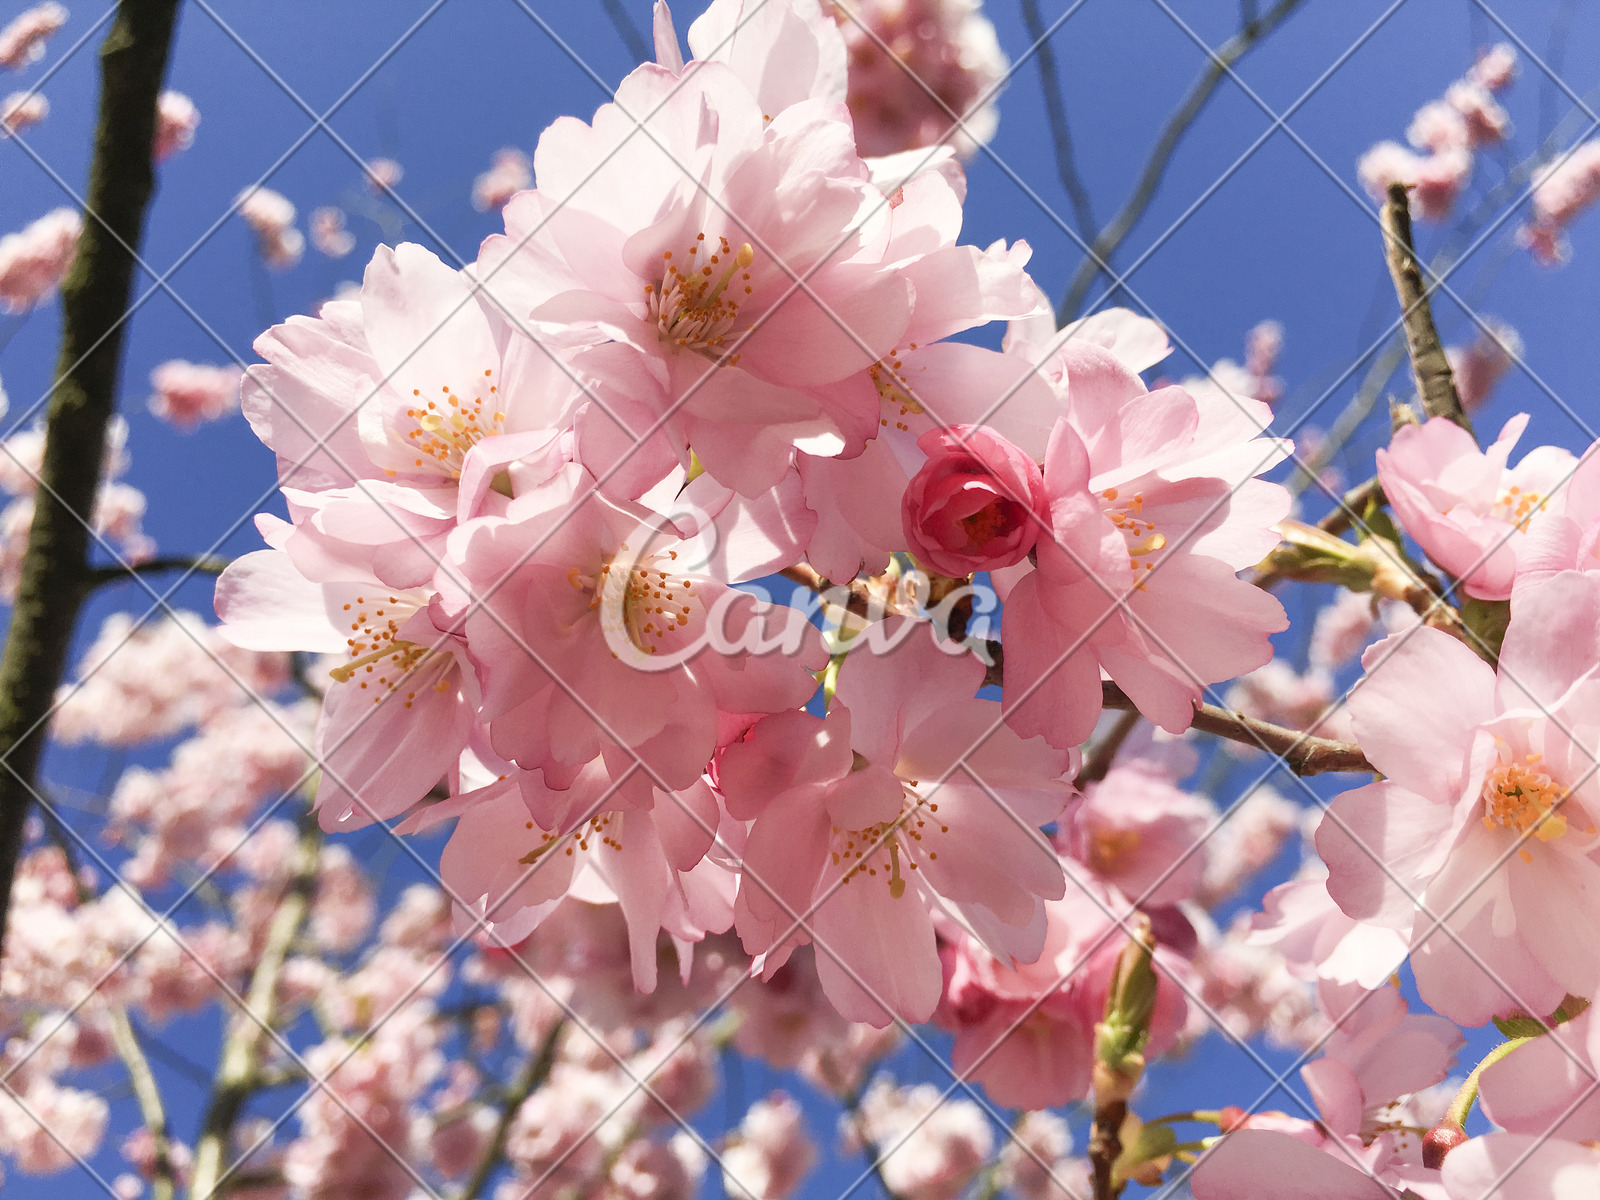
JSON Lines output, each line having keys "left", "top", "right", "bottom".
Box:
{"left": 1422, "top": 1118, "right": 1467, "bottom": 1169}
{"left": 902, "top": 424, "right": 1046, "bottom": 577}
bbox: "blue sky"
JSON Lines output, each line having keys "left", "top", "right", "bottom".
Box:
{"left": 5, "top": 0, "right": 1600, "bottom": 1196}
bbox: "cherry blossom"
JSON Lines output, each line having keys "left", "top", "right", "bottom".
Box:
{"left": 153, "top": 90, "right": 198, "bottom": 161}
{"left": 0, "top": 207, "right": 79, "bottom": 312}
{"left": 470, "top": 147, "right": 531, "bottom": 212}
{"left": 0, "top": 89, "right": 45, "bottom": 136}
{"left": 1319, "top": 571, "right": 1600, "bottom": 1025}
{"left": 722, "top": 620, "right": 1073, "bottom": 1024}
{"left": 146, "top": 359, "right": 243, "bottom": 429}
{"left": 0, "top": 3, "right": 66, "bottom": 72}
{"left": 237, "top": 187, "right": 304, "bottom": 270}
{"left": 1376, "top": 413, "right": 1576, "bottom": 601}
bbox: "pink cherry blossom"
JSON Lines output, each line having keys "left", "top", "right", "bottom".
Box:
{"left": 1192, "top": 909, "right": 1325, "bottom": 1051}
{"left": 0, "top": 3, "right": 66, "bottom": 71}
{"left": 0, "top": 89, "right": 45, "bottom": 137}
{"left": 1521, "top": 141, "right": 1600, "bottom": 266}
{"left": 215, "top": 546, "right": 475, "bottom": 832}
{"left": 1358, "top": 140, "right": 1471, "bottom": 221}
{"left": 1468, "top": 43, "right": 1517, "bottom": 92}
{"left": 827, "top": 0, "right": 1007, "bottom": 160}
{"left": 1000, "top": 363, "right": 1290, "bottom": 749}
{"left": 147, "top": 360, "right": 243, "bottom": 429}
{"left": 1376, "top": 413, "right": 1575, "bottom": 601}
{"left": 308, "top": 207, "right": 355, "bottom": 259}
{"left": 901, "top": 424, "right": 1046, "bottom": 577}
{"left": 1446, "top": 319, "right": 1521, "bottom": 413}
{"left": 236, "top": 187, "right": 304, "bottom": 270}
{"left": 1318, "top": 570, "right": 1600, "bottom": 1026}
{"left": 1474, "top": 1008, "right": 1600, "bottom": 1145}
{"left": 471, "top": 147, "right": 531, "bottom": 212}
{"left": 241, "top": 242, "right": 578, "bottom": 585}
{"left": 0, "top": 207, "right": 79, "bottom": 312}
{"left": 722, "top": 620, "right": 1073, "bottom": 1025}
{"left": 153, "top": 90, "right": 198, "bottom": 161}
{"left": 1443, "top": 1134, "right": 1600, "bottom": 1200}
{"left": 664, "top": 0, "right": 847, "bottom": 118}
{"left": 1064, "top": 761, "right": 1215, "bottom": 906}
{"left": 994, "top": 1112, "right": 1091, "bottom": 1200}
{"left": 450, "top": 476, "right": 823, "bottom": 789}
{"left": 1250, "top": 868, "right": 1411, "bottom": 993}
{"left": 364, "top": 156, "right": 403, "bottom": 193}
{"left": 720, "top": 1092, "right": 815, "bottom": 1200}
{"left": 936, "top": 878, "right": 1189, "bottom": 1108}
{"left": 479, "top": 58, "right": 917, "bottom": 496}
{"left": 844, "top": 1079, "right": 992, "bottom": 1200}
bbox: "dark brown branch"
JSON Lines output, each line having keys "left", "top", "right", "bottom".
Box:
{"left": 1076, "top": 709, "right": 1141, "bottom": 787}
{"left": 1101, "top": 682, "right": 1372, "bottom": 776}
{"left": 457, "top": 1020, "right": 565, "bottom": 1200}
{"left": 1020, "top": 0, "right": 1097, "bottom": 239}
{"left": 1380, "top": 182, "right": 1472, "bottom": 434}
{"left": 1057, "top": 0, "right": 1307, "bottom": 323}
{"left": 89, "top": 554, "right": 231, "bottom": 587}
{"left": 0, "top": 0, "right": 180, "bottom": 959}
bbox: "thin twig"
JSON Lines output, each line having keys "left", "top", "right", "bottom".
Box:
{"left": 457, "top": 1019, "right": 566, "bottom": 1200}
{"left": 110, "top": 1006, "right": 177, "bottom": 1200}
{"left": 0, "top": 0, "right": 180, "bottom": 960}
{"left": 601, "top": 0, "right": 650, "bottom": 64}
{"left": 1020, "top": 0, "right": 1097, "bottom": 238}
{"left": 1100, "top": 682, "right": 1373, "bottom": 776}
{"left": 1379, "top": 183, "right": 1471, "bottom": 433}
{"left": 1076, "top": 709, "right": 1141, "bottom": 786}
{"left": 188, "top": 812, "right": 321, "bottom": 1200}
{"left": 1056, "top": 0, "right": 1307, "bottom": 323}
{"left": 88, "top": 554, "right": 231, "bottom": 587}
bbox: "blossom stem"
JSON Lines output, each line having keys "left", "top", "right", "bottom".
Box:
{"left": 1055, "top": 0, "right": 1308, "bottom": 323}
{"left": 188, "top": 812, "right": 321, "bottom": 1200}
{"left": 0, "top": 0, "right": 180, "bottom": 960}
{"left": 1444, "top": 1036, "right": 1538, "bottom": 1133}
{"left": 456, "top": 1018, "right": 566, "bottom": 1200}
{"left": 110, "top": 1006, "right": 177, "bottom": 1200}
{"left": 1379, "top": 182, "right": 1473, "bottom": 435}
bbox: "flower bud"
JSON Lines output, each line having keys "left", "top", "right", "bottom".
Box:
{"left": 1422, "top": 1119, "right": 1467, "bottom": 1169}
{"left": 902, "top": 425, "right": 1046, "bottom": 577}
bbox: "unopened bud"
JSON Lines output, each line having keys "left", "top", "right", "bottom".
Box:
{"left": 1093, "top": 918, "right": 1158, "bottom": 1103}
{"left": 1422, "top": 1119, "right": 1467, "bottom": 1169}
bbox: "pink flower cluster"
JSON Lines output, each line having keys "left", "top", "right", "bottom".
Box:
{"left": 826, "top": 0, "right": 1007, "bottom": 159}
{"left": 0, "top": 206, "right": 79, "bottom": 313}
{"left": 0, "top": 89, "right": 46, "bottom": 137}
{"left": 1357, "top": 43, "right": 1516, "bottom": 221}
{"left": 210, "top": 2, "right": 1296, "bottom": 1091}
{"left": 1521, "top": 140, "right": 1600, "bottom": 266}
{"left": 236, "top": 187, "right": 304, "bottom": 270}
{"left": 153, "top": 90, "right": 198, "bottom": 162}
{"left": 0, "top": 3, "right": 66, "bottom": 72}
{"left": 472, "top": 147, "right": 532, "bottom": 212}
{"left": 146, "top": 359, "right": 243, "bottom": 429}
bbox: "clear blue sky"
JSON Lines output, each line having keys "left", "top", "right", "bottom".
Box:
{"left": 4, "top": 0, "right": 1600, "bottom": 1196}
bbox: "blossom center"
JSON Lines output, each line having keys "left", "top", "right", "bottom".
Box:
{"left": 961, "top": 502, "right": 1009, "bottom": 547}
{"left": 870, "top": 348, "right": 923, "bottom": 430}
{"left": 401, "top": 368, "right": 507, "bottom": 478}
{"left": 1481, "top": 752, "right": 1569, "bottom": 860}
{"left": 329, "top": 594, "right": 448, "bottom": 708}
{"left": 1100, "top": 487, "right": 1166, "bottom": 588}
{"left": 830, "top": 783, "right": 947, "bottom": 898}
{"left": 571, "top": 552, "right": 697, "bottom": 657}
{"left": 1489, "top": 485, "right": 1546, "bottom": 531}
{"left": 1088, "top": 827, "right": 1140, "bottom": 874}
{"left": 647, "top": 235, "right": 754, "bottom": 362}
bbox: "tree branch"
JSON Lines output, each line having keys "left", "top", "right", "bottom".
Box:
{"left": 188, "top": 813, "right": 321, "bottom": 1200}
{"left": 88, "top": 554, "right": 231, "bottom": 587}
{"left": 110, "top": 1006, "right": 178, "bottom": 1200}
{"left": 600, "top": 0, "right": 650, "bottom": 64}
{"left": 1379, "top": 182, "right": 1471, "bottom": 434}
{"left": 457, "top": 1019, "right": 565, "bottom": 1200}
{"left": 1056, "top": 0, "right": 1307, "bottom": 323}
{"left": 1101, "top": 681, "right": 1372, "bottom": 775}
{"left": 0, "top": 0, "right": 180, "bottom": 960}
{"left": 1020, "top": 0, "right": 1097, "bottom": 239}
